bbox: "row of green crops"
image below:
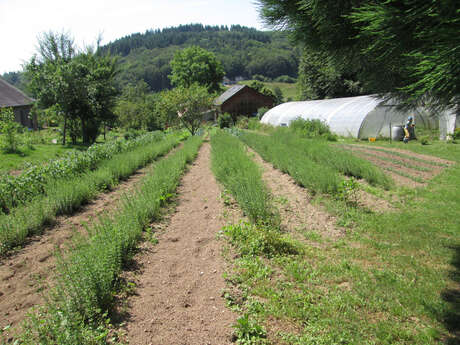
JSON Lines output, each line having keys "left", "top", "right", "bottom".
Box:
{"left": 240, "top": 131, "right": 342, "bottom": 195}
{"left": 0, "top": 133, "right": 183, "bottom": 255}
{"left": 211, "top": 131, "right": 278, "bottom": 225}
{"left": 0, "top": 130, "right": 189, "bottom": 213}
{"left": 15, "top": 135, "right": 203, "bottom": 345}
{"left": 273, "top": 129, "right": 392, "bottom": 189}
{"left": 211, "top": 131, "right": 303, "bottom": 344}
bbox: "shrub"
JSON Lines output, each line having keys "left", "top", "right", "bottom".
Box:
{"left": 257, "top": 107, "right": 269, "bottom": 120}
{"left": 453, "top": 128, "right": 460, "bottom": 140}
{"left": 273, "top": 75, "right": 297, "bottom": 83}
{"left": 218, "top": 112, "right": 233, "bottom": 128}
{"left": 236, "top": 116, "right": 249, "bottom": 129}
{"left": 289, "top": 118, "right": 332, "bottom": 138}
{"left": 248, "top": 118, "right": 261, "bottom": 130}
{"left": 0, "top": 107, "right": 22, "bottom": 153}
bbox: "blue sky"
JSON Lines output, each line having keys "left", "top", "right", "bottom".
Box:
{"left": 0, "top": 0, "right": 265, "bottom": 74}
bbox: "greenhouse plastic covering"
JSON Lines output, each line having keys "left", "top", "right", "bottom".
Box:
{"left": 261, "top": 95, "right": 449, "bottom": 139}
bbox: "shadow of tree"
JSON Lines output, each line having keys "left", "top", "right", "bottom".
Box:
{"left": 443, "top": 244, "right": 460, "bottom": 345}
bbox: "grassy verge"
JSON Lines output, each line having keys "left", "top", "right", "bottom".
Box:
{"left": 222, "top": 136, "right": 460, "bottom": 344}
{"left": 0, "top": 144, "right": 85, "bottom": 173}
{"left": 0, "top": 134, "right": 182, "bottom": 256}
{"left": 240, "top": 131, "right": 342, "bottom": 194}
{"left": 13, "top": 135, "right": 203, "bottom": 345}
{"left": 211, "top": 130, "right": 278, "bottom": 225}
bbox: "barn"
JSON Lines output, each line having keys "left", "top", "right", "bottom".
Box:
{"left": 0, "top": 77, "right": 37, "bottom": 129}
{"left": 215, "top": 85, "right": 274, "bottom": 117}
{"left": 261, "top": 95, "right": 458, "bottom": 140}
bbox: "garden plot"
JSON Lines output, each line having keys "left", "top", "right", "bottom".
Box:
{"left": 116, "top": 142, "right": 236, "bottom": 345}
{"left": 247, "top": 146, "right": 344, "bottom": 242}
{"left": 0, "top": 143, "right": 183, "bottom": 337}
{"left": 343, "top": 144, "right": 454, "bottom": 187}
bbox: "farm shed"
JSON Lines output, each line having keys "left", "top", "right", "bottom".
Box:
{"left": 215, "top": 85, "right": 274, "bottom": 117}
{"left": 0, "top": 77, "right": 37, "bottom": 129}
{"left": 261, "top": 95, "right": 457, "bottom": 140}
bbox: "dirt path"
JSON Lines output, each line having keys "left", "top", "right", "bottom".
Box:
{"left": 247, "top": 148, "right": 344, "bottom": 241}
{"left": 0, "top": 158, "right": 163, "bottom": 332}
{"left": 120, "top": 143, "right": 235, "bottom": 345}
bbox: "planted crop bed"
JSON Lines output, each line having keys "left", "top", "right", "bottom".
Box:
{"left": 342, "top": 144, "right": 454, "bottom": 187}
{"left": 0, "top": 131, "right": 186, "bottom": 213}
{"left": 0, "top": 132, "right": 183, "bottom": 255}
{"left": 10, "top": 135, "right": 203, "bottom": 344}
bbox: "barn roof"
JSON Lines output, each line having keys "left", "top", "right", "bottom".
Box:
{"left": 0, "top": 77, "right": 34, "bottom": 108}
{"left": 214, "top": 85, "right": 246, "bottom": 105}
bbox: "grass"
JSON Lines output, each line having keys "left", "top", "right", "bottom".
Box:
{"left": 0, "top": 144, "right": 85, "bottom": 172}
{"left": 14, "top": 135, "right": 203, "bottom": 345}
{"left": 238, "top": 80, "right": 299, "bottom": 101}
{"left": 221, "top": 136, "right": 460, "bottom": 344}
{"left": 0, "top": 133, "right": 182, "bottom": 256}
{"left": 211, "top": 130, "right": 278, "bottom": 225}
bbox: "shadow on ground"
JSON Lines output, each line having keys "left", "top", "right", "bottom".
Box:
{"left": 443, "top": 244, "right": 460, "bottom": 345}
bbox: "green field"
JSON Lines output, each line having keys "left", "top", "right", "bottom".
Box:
{"left": 238, "top": 80, "right": 299, "bottom": 101}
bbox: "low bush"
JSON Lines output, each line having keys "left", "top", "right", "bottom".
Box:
{"left": 236, "top": 116, "right": 249, "bottom": 129}
{"left": 273, "top": 75, "right": 297, "bottom": 83}
{"left": 453, "top": 128, "right": 460, "bottom": 140}
{"left": 257, "top": 107, "right": 269, "bottom": 120}
{"left": 289, "top": 118, "right": 332, "bottom": 138}
{"left": 218, "top": 112, "right": 233, "bottom": 129}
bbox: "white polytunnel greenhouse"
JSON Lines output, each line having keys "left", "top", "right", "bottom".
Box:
{"left": 261, "top": 95, "right": 458, "bottom": 139}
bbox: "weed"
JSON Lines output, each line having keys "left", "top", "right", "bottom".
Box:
{"left": 233, "top": 314, "right": 268, "bottom": 345}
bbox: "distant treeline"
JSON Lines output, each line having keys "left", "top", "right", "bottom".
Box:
{"left": 101, "top": 24, "right": 300, "bottom": 92}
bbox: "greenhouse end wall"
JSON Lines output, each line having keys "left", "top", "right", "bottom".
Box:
{"left": 261, "top": 95, "right": 444, "bottom": 139}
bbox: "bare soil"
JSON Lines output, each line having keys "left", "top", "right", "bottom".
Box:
{"left": 247, "top": 148, "right": 344, "bottom": 241}
{"left": 119, "top": 143, "right": 236, "bottom": 345}
{"left": 0, "top": 163, "right": 158, "bottom": 333}
{"left": 351, "top": 144, "right": 454, "bottom": 166}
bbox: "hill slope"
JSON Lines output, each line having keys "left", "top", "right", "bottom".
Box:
{"left": 102, "top": 24, "right": 300, "bottom": 92}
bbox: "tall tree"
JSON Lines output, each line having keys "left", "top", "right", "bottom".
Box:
{"left": 169, "top": 46, "right": 224, "bottom": 93}
{"left": 158, "top": 84, "right": 213, "bottom": 135}
{"left": 257, "top": 0, "right": 460, "bottom": 110}
{"left": 26, "top": 32, "right": 119, "bottom": 144}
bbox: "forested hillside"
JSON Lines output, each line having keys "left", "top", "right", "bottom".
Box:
{"left": 101, "top": 24, "right": 300, "bottom": 92}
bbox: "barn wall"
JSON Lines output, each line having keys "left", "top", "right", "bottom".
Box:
{"left": 221, "top": 88, "right": 273, "bottom": 117}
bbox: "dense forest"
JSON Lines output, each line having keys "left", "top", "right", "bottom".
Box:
{"left": 102, "top": 24, "right": 300, "bottom": 92}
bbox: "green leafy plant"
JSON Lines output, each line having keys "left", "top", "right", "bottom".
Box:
{"left": 233, "top": 314, "right": 268, "bottom": 345}
{"left": 0, "top": 107, "right": 22, "bottom": 153}
{"left": 337, "top": 177, "right": 360, "bottom": 206}
{"left": 218, "top": 112, "right": 233, "bottom": 128}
